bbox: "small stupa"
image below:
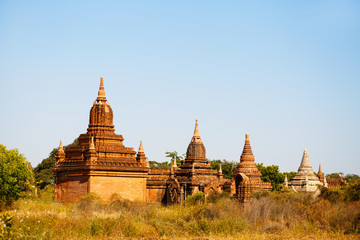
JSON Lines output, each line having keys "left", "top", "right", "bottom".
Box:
{"left": 289, "top": 148, "right": 321, "bottom": 192}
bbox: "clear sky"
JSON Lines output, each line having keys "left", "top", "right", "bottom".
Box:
{"left": 1, "top": 1, "right": 359, "bottom": 175}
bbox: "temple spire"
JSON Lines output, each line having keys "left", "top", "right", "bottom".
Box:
{"left": 139, "top": 140, "right": 144, "bottom": 153}
{"left": 240, "top": 133, "right": 255, "bottom": 162}
{"left": 97, "top": 77, "right": 106, "bottom": 101}
{"left": 219, "top": 163, "right": 222, "bottom": 174}
{"left": 172, "top": 156, "right": 177, "bottom": 168}
{"left": 299, "top": 148, "right": 312, "bottom": 170}
{"left": 318, "top": 164, "right": 323, "bottom": 175}
{"left": 192, "top": 119, "right": 202, "bottom": 142}
{"left": 58, "top": 140, "right": 64, "bottom": 152}
{"left": 284, "top": 175, "right": 288, "bottom": 187}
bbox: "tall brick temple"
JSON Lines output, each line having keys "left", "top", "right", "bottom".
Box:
{"left": 53, "top": 78, "right": 149, "bottom": 202}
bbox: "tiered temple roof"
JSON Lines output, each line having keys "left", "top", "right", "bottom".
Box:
{"left": 54, "top": 78, "right": 147, "bottom": 169}
{"left": 175, "top": 120, "right": 223, "bottom": 191}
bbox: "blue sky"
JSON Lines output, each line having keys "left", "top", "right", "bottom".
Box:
{"left": 1, "top": 1, "right": 359, "bottom": 174}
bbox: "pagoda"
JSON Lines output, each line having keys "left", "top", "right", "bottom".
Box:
{"left": 233, "top": 133, "right": 272, "bottom": 202}
{"left": 53, "top": 77, "right": 149, "bottom": 202}
{"left": 288, "top": 149, "right": 321, "bottom": 192}
{"left": 164, "top": 120, "right": 225, "bottom": 204}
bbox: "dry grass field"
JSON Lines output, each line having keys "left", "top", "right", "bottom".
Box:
{"left": 1, "top": 189, "right": 359, "bottom": 239}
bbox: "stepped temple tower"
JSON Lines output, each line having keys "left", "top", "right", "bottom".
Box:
{"left": 53, "top": 78, "right": 149, "bottom": 202}
{"left": 288, "top": 149, "right": 321, "bottom": 192}
{"left": 162, "top": 120, "right": 227, "bottom": 204}
{"left": 232, "top": 133, "right": 272, "bottom": 202}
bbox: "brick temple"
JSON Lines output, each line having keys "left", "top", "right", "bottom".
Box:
{"left": 53, "top": 78, "right": 148, "bottom": 202}
{"left": 53, "top": 78, "right": 273, "bottom": 203}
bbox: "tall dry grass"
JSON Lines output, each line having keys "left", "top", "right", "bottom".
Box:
{"left": 1, "top": 189, "right": 359, "bottom": 239}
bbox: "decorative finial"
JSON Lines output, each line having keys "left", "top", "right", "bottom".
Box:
{"left": 194, "top": 119, "right": 200, "bottom": 137}
{"left": 219, "top": 163, "right": 222, "bottom": 174}
{"left": 89, "top": 137, "right": 95, "bottom": 150}
{"left": 173, "top": 156, "right": 177, "bottom": 168}
{"left": 59, "top": 140, "right": 64, "bottom": 151}
{"left": 97, "top": 77, "right": 106, "bottom": 101}
{"left": 139, "top": 140, "right": 144, "bottom": 153}
{"left": 318, "top": 164, "right": 323, "bottom": 175}
{"left": 192, "top": 119, "right": 202, "bottom": 142}
{"left": 246, "top": 132, "right": 249, "bottom": 139}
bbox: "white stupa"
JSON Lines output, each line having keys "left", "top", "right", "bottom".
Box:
{"left": 289, "top": 149, "right": 322, "bottom": 192}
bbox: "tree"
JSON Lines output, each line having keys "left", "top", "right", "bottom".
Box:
{"left": 256, "top": 163, "right": 284, "bottom": 191}
{"left": 165, "top": 151, "right": 185, "bottom": 167}
{"left": 34, "top": 139, "right": 78, "bottom": 189}
{"left": 343, "top": 174, "right": 360, "bottom": 183}
{"left": 326, "top": 172, "right": 344, "bottom": 179}
{"left": 149, "top": 161, "right": 171, "bottom": 170}
{"left": 0, "top": 144, "right": 34, "bottom": 206}
{"left": 210, "top": 160, "right": 237, "bottom": 179}
{"left": 283, "top": 171, "right": 297, "bottom": 181}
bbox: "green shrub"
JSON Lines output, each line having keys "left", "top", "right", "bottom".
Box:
{"left": 185, "top": 192, "right": 206, "bottom": 206}
{"left": 345, "top": 180, "right": 360, "bottom": 201}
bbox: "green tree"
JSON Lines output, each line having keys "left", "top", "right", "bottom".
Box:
{"left": 256, "top": 163, "right": 284, "bottom": 191}
{"left": 326, "top": 172, "right": 344, "bottom": 179}
{"left": 0, "top": 144, "right": 34, "bottom": 206}
{"left": 344, "top": 179, "right": 360, "bottom": 201}
{"left": 34, "top": 139, "right": 78, "bottom": 189}
{"left": 165, "top": 151, "right": 185, "bottom": 167}
{"left": 343, "top": 174, "right": 360, "bottom": 183}
{"left": 283, "top": 171, "right": 297, "bottom": 181}
{"left": 149, "top": 161, "right": 171, "bottom": 170}
{"left": 210, "top": 159, "right": 237, "bottom": 179}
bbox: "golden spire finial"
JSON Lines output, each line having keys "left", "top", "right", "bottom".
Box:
{"left": 59, "top": 140, "right": 64, "bottom": 152}
{"left": 139, "top": 140, "right": 144, "bottom": 153}
{"left": 219, "top": 163, "right": 222, "bottom": 174}
{"left": 194, "top": 119, "right": 200, "bottom": 137}
{"left": 89, "top": 137, "right": 95, "bottom": 150}
{"left": 192, "top": 119, "right": 202, "bottom": 142}
{"left": 97, "top": 77, "right": 106, "bottom": 101}
{"left": 246, "top": 132, "right": 249, "bottom": 140}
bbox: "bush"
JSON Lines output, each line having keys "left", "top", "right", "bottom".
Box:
{"left": 185, "top": 192, "right": 206, "bottom": 206}
{"left": 345, "top": 180, "right": 360, "bottom": 201}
